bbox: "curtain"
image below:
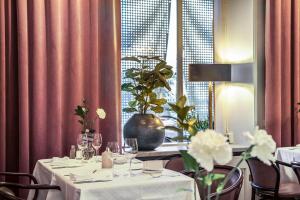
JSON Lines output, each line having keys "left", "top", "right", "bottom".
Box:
{"left": 265, "top": 0, "right": 300, "bottom": 146}
{"left": 0, "top": 0, "right": 121, "bottom": 173}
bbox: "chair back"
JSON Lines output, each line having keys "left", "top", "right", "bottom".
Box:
{"left": 165, "top": 158, "right": 243, "bottom": 200}
{"left": 246, "top": 157, "right": 280, "bottom": 192}
{"left": 165, "top": 157, "right": 185, "bottom": 172}
{"left": 292, "top": 162, "right": 300, "bottom": 183}
{"left": 197, "top": 165, "right": 243, "bottom": 200}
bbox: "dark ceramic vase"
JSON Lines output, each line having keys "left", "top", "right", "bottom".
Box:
{"left": 123, "top": 114, "right": 165, "bottom": 151}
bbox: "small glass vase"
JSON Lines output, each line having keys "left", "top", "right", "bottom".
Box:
{"left": 82, "top": 132, "right": 95, "bottom": 160}
{"left": 82, "top": 145, "right": 95, "bottom": 160}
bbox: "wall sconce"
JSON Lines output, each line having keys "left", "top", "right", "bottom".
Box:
{"left": 214, "top": 0, "right": 254, "bottom": 63}
{"left": 188, "top": 64, "right": 231, "bottom": 129}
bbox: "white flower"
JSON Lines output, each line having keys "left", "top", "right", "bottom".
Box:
{"left": 82, "top": 107, "right": 87, "bottom": 112}
{"left": 244, "top": 127, "right": 276, "bottom": 165}
{"left": 188, "top": 129, "right": 233, "bottom": 171}
{"left": 96, "top": 108, "right": 106, "bottom": 119}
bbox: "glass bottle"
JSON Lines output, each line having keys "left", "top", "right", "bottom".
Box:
{"left": 70, "top": 145, "right": 76, "bottom": 159}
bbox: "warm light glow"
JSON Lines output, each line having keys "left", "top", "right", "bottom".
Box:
{"left": 215, "top": 46, "right": 253, "bottom": 64}
{"left": 215, "top": 83, "right": 255, "bottom": 145}
{"left": 214, "top": 0, "right": 253, "bottom": 63}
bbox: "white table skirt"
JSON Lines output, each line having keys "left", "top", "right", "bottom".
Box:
{"left": 28, "top": 159, "right": 200, "bottom": 200}
{"left": 275, "top": 147, "right": 300, "bottom": 183}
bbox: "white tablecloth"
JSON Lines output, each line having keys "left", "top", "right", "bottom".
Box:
{"left": 275, "top": 147, "right": 300, "bottom": 183}
{"left": 28, "top": 159, "right": 200, "bottom": 200}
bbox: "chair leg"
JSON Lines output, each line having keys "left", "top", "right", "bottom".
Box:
{"left": 251, "top": 188, "right": 255, "bottom": 200}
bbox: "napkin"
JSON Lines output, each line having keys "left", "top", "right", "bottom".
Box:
{"left": 69, "top": 173, "right": 93, "bottom": 182}
{"left": 114, "top": 155, "right": 128, "bottom": 165}
{"left": 49, "top": 157, "right": 82, "bottom": 168}
{"left": 69, "top": 170, "right": 113, "bottom": 183}
{"left": 143, "top": 160, "right": 163, "bottom": 171}
{"left": 50, "top": 157, "right": 69, "bottom": 166}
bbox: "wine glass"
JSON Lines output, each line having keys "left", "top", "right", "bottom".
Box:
{"left": 106, "top": 141, "right": 120, "bottom": 157}
{"left": 92, "top": 133, "right": 102, "bottom": 157}
{"left": 123, "top": 138, "right": 138, "bottom": 174}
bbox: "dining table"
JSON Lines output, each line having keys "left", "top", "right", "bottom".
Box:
{"left": 27, "top": 157, "right": 200, "bottom": 200}
{"left": 275, "top": 147, "right": 300, "bottom": 183}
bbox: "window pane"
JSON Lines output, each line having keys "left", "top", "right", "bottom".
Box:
{"left": 182, "top": 0, "right": 214, "bottom": 120}
{"left": 121, "top": 0, "right": 171, "bottom": 126}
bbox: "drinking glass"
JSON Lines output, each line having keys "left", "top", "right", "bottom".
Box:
{"left": 77, "top": 134, "right": 88, "bottom": 150}
{"left": 106, "top": 141, "right": 120, "bottom": 157}
{"left": 92, "top": 133, "right": 102, "bottom": 156}
{"left": 123, "top": 138, "right": 138, "bottom": 174}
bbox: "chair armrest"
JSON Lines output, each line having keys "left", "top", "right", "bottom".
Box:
{"left": 0, "top": 172, "right": 38, "bottom": 184}
{"left": 0, "top": 182, "right": 61, "bottom": 191}
{"left": 291, "top": 161, "right": 300, "bottom": 166}
{"left": 275, "top": 160, "right": 292, "bottom": 168}
{"left": 180, "top": 170, "right": 193, "bottom": 177}
{"left": 0, "top": 191, "right": 23, "bottom": 200}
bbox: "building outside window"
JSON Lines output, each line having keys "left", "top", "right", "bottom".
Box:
{"left": 121, "top": 0, "right": 214, "bottom": 140}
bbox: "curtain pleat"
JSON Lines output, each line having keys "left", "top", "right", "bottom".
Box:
{"left": 0, "top": 0, "right": 121, "bottom": 174}
{"left": 265, "top": 0, "right": 300, "bottom": 146}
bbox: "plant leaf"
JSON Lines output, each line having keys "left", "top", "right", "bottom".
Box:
{"left": 187, "top": 118, "right": 197, "bottom": 126}
{"left": 154, "top": 61, "right": 167, "bottom": 71}
{"left": 122, "top": 56, "right": 141, "bottom": 63}
{"left": 121, "top": 83, "right": 134, "bottom": 92}
{"left": 211, "top": 173, "right": 226, "bottom": 181}
{"left": 171, "top": 135, "right": 189, "bottom": 141}
{"left": 168, "top": 103, "right": 180, "bottom": 113}
{"left": 122, "top": 107, "right": 137, "bottom": 113}
{"left": 180, "top": 150, "right": 198, "bottom": 172}
{"left": 150, "top": 98, "right": 167, "bottom": 106}
{"left": 150, "top": 106, "right": 164, "bottom": 113}
{"left": 177, "top": 95, "right": 187, "bottom": 108}
{"left": 128, "top": 100, "right": 137, "bottom": 108}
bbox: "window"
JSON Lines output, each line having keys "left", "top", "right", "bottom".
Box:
{"left": 182, "top": 0, "right": 214, "bottom": 119}
{"left": 121, "top": 0, "right": 214, "bottom": 134}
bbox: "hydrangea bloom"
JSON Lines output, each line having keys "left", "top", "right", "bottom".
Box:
{"left": 188, "top": 130, "right": 232, "bottom": 171}
{"left": 96, "top": 108, "right": 106, "bottom": 119}
{"left": 244, "top": 127, "right": 276, "bottom": 165}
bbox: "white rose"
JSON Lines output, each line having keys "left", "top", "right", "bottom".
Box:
{"left": 244, "top": 127, "right": 276, "bottom": 165}
{"left": 188, "top": 129, "right": 233, "bottom": 171}
{"left": 96, "top": 108, "right": 106, "bottom": 119}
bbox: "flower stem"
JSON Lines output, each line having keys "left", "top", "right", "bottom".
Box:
{"left": 215, "top": 147, "right": 252, "bottom": 200}
{"left": 207, "top": 183, "right": 211, "bottom": 200}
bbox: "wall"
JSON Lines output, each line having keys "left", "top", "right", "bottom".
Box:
{"left": 214, "top": 0, "right": 265, "bottom": 145}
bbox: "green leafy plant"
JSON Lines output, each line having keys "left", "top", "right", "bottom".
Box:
{"left": 121, "top": 56, "right": 174, "bottom": 114}
{"left": 166, "top": 95, "right": 209, "bottom": 141}
{"left": 187, "top": 112, "right": 209, "bottom": 132}
{"left": 167, "top": 96, "right": 197, "bottom": 137}
{"left": 74, "top": 99, "right": 106, "bottom": 133}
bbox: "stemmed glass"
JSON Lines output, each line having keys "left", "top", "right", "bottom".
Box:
{"left": 92, "top": 133, "right": 102, "bottom": 158}
{"left": 106, "top": 142, "right": 120, "bottom": 157}
{"left": 123, "top": 138, "right": 138, "bottom": 174}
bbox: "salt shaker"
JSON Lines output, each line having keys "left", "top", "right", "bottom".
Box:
{"left": 70, "top": 145, "right": 76, "bottom": 159}
{"left": 102, "top": 150, "right": 113, "bottom": 168}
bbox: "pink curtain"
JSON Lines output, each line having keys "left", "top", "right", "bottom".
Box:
{"left": 0, "top": 0, "right": 121, "bottom": 173}
{"left": 265, "top": 0, "right": 300, "bottom": 146}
